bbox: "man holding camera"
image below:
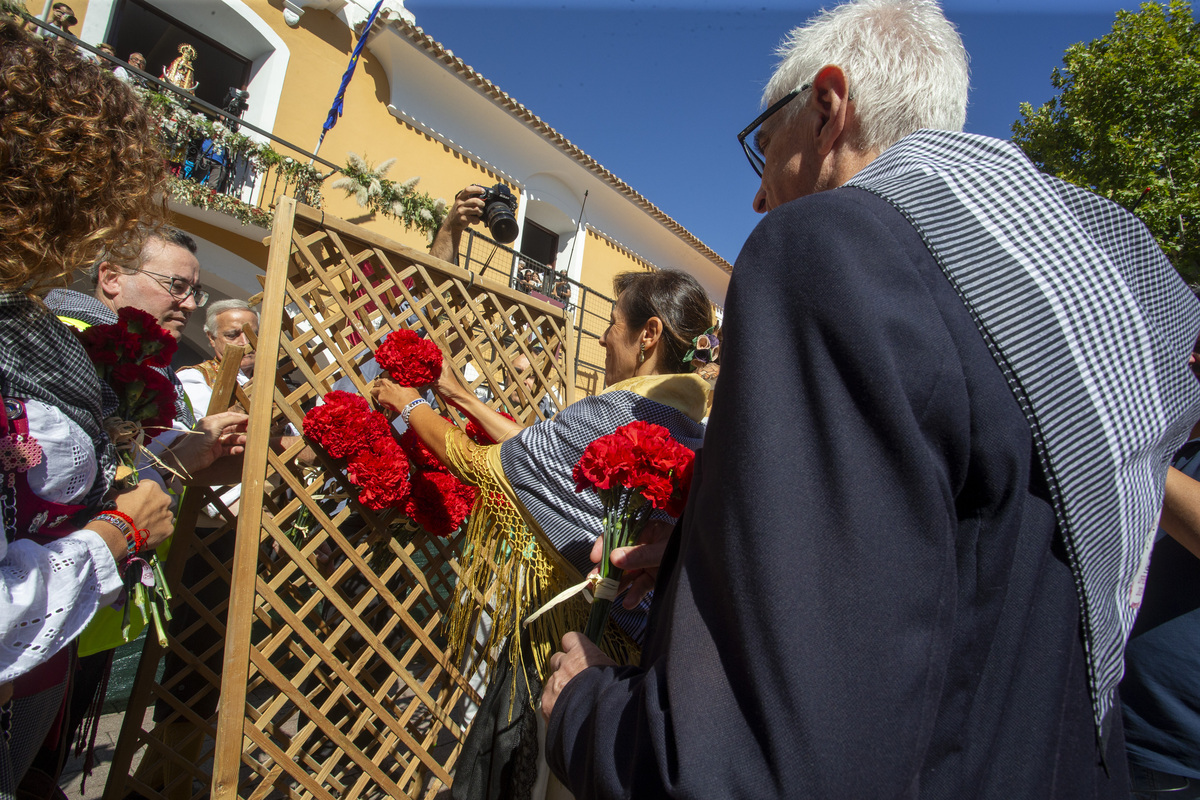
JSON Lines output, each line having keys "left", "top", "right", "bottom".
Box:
{"left": 430, "top": 183, "right": 519, "bottom": 266}
{"left": 430, "top": 185, "right": 485, "bottom": 265}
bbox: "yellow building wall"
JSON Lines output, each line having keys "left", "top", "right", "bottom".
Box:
{"left": 237, "top": 2, "right": 516, "bottom": 257}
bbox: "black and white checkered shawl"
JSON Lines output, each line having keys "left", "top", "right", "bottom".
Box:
{"left": 0, "top": 292, "right": 116, "bottom": 511}
{"left": 499, "top": 375, "right": 707, "bottom": 643}
{"left": 846, "top": 129, "right": 1200, "bottom": 736}
{"left": 43, "top": 288, "right": 195, "bottom": 429}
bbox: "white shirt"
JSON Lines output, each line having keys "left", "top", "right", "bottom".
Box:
{"left": 0, "top": 401, "right": 123, "bottom": 683}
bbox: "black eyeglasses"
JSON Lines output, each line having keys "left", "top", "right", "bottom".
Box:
{"left": 138, "top": 267, "right": 209, "bottom": 307}
{"left": 737, "top": 85, "right": 809, "bottom": 178}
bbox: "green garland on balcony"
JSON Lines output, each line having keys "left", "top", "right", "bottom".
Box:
{"left": 167, "top": 176, "right": 274, "bottom": 228}
{"left": 137, "top": 90, "right": 444, "bottom": 235}
{"left": 330, "top": 153, "right": 447, "bottom": 240}
{"left": 141, "top": 88, "right": 324, "bottom": 208}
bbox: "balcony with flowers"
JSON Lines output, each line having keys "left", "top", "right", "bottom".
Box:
{"left": 140, "top": 84, "right": 447, "bottom": 243}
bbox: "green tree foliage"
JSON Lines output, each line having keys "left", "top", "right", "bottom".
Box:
{"left": 1012, "top": 1, "right": 1200, "bottom": 281}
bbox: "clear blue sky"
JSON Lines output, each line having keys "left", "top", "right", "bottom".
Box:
{"left": 404, "top": 0, "right": 1133, "bottom": 265}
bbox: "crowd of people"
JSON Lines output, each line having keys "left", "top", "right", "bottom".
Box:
{"left": 4, "top": 1, "right": 1200, "bottom": 799}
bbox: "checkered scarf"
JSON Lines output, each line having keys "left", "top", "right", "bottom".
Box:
{"left": 847, "top": 129, "right": 1200, "bottom": 738}
{"left": 0, "top": 292, "right": 115, "bottom": 510}
{"left": 44, "top": 288, "right": 195, "bottom": 429}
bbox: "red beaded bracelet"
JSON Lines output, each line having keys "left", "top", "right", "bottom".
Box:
{"left": 91, "top": 510, "right": 146, "bottom": 557}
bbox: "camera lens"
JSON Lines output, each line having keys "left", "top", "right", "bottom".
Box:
{"left": 482, "top": 184, "right": 519, "bottom": 244}
{"left": 485, "top": 207, "right": 519, "bottom": 243}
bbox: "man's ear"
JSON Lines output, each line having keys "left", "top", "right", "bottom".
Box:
{"left": 811, "top": 64, "right": 852, "bottom": 157}
{"left": 95, "top": 261, "right": 124, "bottom": 301}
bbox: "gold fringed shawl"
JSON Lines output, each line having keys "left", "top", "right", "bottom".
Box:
{"left": 442, "top": 429, "right": 640, "bottom": 683}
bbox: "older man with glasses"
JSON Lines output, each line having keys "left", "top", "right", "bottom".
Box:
{"left": 540, "top": 1, "right": 1200, "bottom": 798}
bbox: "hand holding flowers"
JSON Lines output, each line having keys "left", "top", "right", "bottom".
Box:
{"left": 588, "top": 518, "right": 674, "bottom": 610}
{"left": 573, "top": 421, "right": 695, "bottom": 643}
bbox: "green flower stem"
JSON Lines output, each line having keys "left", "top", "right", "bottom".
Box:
{"left": 150, "top": 554, "right": 172, "bottom": 620}
{"left": 583, "top": 492, "right": 648, "bottom": 644}
{"left": 147, "top": 585, "right": 168, "bottom": 647}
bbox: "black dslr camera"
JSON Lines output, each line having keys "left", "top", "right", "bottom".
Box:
{"left": 479, "top": 183, "right": 519, "bottom": 243}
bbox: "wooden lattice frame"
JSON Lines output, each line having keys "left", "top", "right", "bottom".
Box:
{"left": 106, "top": 198, "right": 575, "bottom": 800}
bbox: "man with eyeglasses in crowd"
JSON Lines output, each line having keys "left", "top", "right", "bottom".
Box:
{"left": 539, "top": 1, "right": 1200, "bottom": 797}
{"left": 45, "top": 227, "right": 247, "bottom": 484}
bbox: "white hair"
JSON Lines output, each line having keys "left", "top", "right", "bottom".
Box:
{"left": 204, "top": 298, "right": 255, "bottom": 336}
{"left": 764, "top": 0, "right": 969, "bottom": 153}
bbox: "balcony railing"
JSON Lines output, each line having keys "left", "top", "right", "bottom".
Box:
{"left": 20, "top": 14, "right": 340, "bottom": 228}
{"left": 460, "top": 229, "right": 614, "bottom": 379}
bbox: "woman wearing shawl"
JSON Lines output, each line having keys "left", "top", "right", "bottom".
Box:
{"left": 0, "top": 21, "right": 176, "bottom": 794}
{"left": 371, "top": 269, "right": 716, "bottom": 799}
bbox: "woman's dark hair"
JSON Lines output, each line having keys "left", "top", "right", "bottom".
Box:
{"left": 613, "top": 269, "right": 715, "bottom": 374}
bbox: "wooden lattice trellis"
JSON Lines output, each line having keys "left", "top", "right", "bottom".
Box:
{"left": 105, "top": 197, "right": 575, "bottom": 800}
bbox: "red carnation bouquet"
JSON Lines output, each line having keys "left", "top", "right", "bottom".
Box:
{"left": 74, "top": 306, "right": 180, "bottom": 646}
{"left": 77, "top": 307, "right": 181, "bottom": 485}
{"left": 302, "top": 391, "right": 476, "bottom": 532}
{"left": 375, "top": 329, "right": 442, "bottom": 386}
{"left": 573, "top": 421, "right": 695, "bottom": 643}
{"left": 405, "top": 471, "right": 476, "bottom": 536}
{"left": 302, "top": 392, "right": 410, "bottom": 511}
{"left": 464, "top": 411, "right": 515, "bottom": 446}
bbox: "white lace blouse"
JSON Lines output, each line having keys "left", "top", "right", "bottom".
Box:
{"left": 0, "top": 400, "right": 123, "bottom": 684}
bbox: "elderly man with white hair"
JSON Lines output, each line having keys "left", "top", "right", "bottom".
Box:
{"left": 539, "top": 1, "right": 1200, "bottom": 797}
{"left": 177, "top": 298, "right": 260, "bottom": 418}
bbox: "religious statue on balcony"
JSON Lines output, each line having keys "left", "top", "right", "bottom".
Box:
{"left": 161, "top": 42, "right": 199, "bottom": 93}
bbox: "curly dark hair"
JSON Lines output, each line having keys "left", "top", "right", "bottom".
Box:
{"left": 613, "top": 269, "right": 716, "bottom": 373}
{"left": 0, "top": 17, "right": 167, "bottom": 295}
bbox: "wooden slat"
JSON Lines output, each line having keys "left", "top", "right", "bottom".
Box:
{"left": 211, "top": 198, "right": 298, "bottom": 800}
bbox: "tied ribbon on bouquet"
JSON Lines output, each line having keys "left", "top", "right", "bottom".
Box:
{"left": 74, "top": 306, "right": 178, "bottom": 647}
{"left": 570, "top": 421, "right": 695, "bottom": 644}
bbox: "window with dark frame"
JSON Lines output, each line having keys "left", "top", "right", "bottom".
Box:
{"left": 106, "top": 0, "right": 251, "bottom": 109}
{"left": 519, "top": 219, "right": 560, "bottom": 270}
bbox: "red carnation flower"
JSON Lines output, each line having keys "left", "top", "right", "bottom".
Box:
{"left": 404, "top": 471, "right": 476, "bottom": 536}
{"left": 375, "top": 330, "right": 443, "bottom": 387}
{"left": 116, "top": 306, "right": 178, "bottom": 368}
{"left": 464, "top": 411, "right": 515, "bottom": 445}
{"left": 76, "top": 324, "right": 141, "bottom": 372}
{"left": 572, "top": 433, "right": 636, "bottom": 492}
{"left": 303, "top": 392, "right": 385, "bottom": 459}
{"left": 664, "top": 452, "right": 695, "bottom": 518}
{"left": 347, "top": 437, "right": 411, "bottom": 511}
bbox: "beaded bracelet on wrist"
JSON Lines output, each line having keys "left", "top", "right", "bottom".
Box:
{"left": 400, "top": 397, "right": 429, "bottom": 426}
{"left": 91, "top": 510, "right": 147, "bottom": 557}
